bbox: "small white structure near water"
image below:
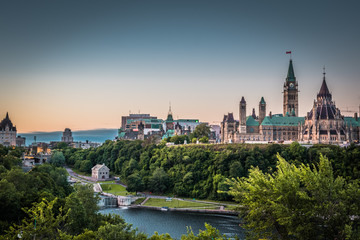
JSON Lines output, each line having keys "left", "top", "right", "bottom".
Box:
{"left": 92, "top": 164, "right": 110, "bottom": 180}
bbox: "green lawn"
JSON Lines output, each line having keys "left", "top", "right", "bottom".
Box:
{"left": 101, "top": 180, "right": 115, "bottom": 184}
{"left": 143, "top": 198, "right": 219, "bottom": 209}
{"left": 100, "top": 184, "right": 131, "bottom": 196}
{"left": 133, "top": 197, "right": 145, "bottom": 205}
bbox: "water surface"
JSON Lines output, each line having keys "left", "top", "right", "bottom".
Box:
{"left": 100, "top": 207, "right": 244, "bottom": 239}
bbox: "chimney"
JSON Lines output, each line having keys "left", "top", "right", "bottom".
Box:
{"left": 269, "top": 111, "right": 272, "bottom": 119}
{"left": 355, "top": 112, "right": 358, "bottom": 121}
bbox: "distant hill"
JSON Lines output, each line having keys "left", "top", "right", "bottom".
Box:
{"left": 18, "top": 129, "right": 118, "bottom": 146}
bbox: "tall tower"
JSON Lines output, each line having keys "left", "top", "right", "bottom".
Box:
{"left": 239, "top": 96, "right": 247, "bottom": 133}
{"left": 283, "top": 59, "right": 299, "bottom": 116}
{"left": 165, "top": 103, "right": 174, "bottom": 131}
{"left": 259, "top": 97, "right": 266, "bottom": 124}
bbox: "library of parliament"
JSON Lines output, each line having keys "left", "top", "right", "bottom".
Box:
{"left": 221, "top": 59, "right": 359, "bottom": 144}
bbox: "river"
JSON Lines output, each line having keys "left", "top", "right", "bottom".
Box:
{"left": 100, "top": 207, "right": 245, "bottom": 239}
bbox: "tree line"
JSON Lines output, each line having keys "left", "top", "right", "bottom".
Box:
{"left": 59, "top": 140, "right": 360, "bottom": 200}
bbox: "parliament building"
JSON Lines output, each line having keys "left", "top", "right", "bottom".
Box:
{"left": 221, "top": 59, "right": 359, "bottom": 144}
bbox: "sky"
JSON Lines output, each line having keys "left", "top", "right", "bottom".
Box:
{"left": 0, "top": 0, "right": 359, "bottom": 132}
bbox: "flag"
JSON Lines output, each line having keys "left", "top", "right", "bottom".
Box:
{"left": 286, "top": 51, "right": 292, "bottom": 54}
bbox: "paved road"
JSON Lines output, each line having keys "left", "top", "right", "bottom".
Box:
{"left": 65, "top": 167, "right": 95, "bottom": 184}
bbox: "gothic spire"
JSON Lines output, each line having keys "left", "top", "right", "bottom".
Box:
{"left": 286, "top": 59, "right": 296, "bottom": 82}
{"left": 240, "top": 96, "right": 246, "bottom": 103}
{"left": 6, "top": 112, "right": 9, "bottom": 119}
{"left": 260, "top": 97, "right": 266, "bottom": 104}
{"left": 166, "top": 102, "right": 173, "bottom": 121}
{"left": 252, "top": 108, "right": 256, "bottom": 119}
{"left": 317, "top": 67, "right": 332, "bottom": 99}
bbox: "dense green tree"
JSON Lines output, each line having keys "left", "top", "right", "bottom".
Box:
{"left": 191, "top": 123, "right": 211, "bottom": 139}
{"left": 3, "top": 198, "right": 68, "bottom": 240}
{"left": 0, "top": 154, "right": 21, "bottom": 170}
{"left": 226, "top": 154, "right": 360, "bottom": 240}
{"left": 199, "top": 136, "right": 209, "bottom": 143}
{"left": 64, "top": 193, "right": 87, "bottom": 235}
{"left": 126, "top": 172, "right": 144, "bottom": 194}
{"left": 50, "top": 151, "right": 66, "bottom": 167}
{"left": 72, "top": 184, "right": 100, "bottom": 230}
{"left": 0, "top": 179, "right": 21, "bottom": 232}
{"left": 149, "top": 167, "right": 170, "bottom": 193}
{"left": 79, "top": 160, "right": 92, "bottom": 173}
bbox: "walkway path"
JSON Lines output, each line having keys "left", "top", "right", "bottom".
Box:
{"left": 140, "top": 197, "right": 150, "bottom": 205}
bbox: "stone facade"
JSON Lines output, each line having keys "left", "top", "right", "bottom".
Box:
{"left": 0, "top": 113, "right": 17, "bottom": 146}
{"left": 283, "top": 59, "right": 299, "bottom": 117}
{"left": 92, "top": 164, "right": 110, "bottom": 180}
{"left": 61, "top": 128, "right": 73, "bottom": 143}
{"left": 221, "top": 60, "right": 360, "bottom": 144}
{"left": 299, "top": 71, "right": 359, "bottom": 144}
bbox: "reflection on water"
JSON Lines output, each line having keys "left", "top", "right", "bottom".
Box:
{"left": 100, "top": 207, "right": 244, "bottom": 239}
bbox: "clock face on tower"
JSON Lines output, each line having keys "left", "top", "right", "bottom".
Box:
{"left": 289, "top": 83, "right": 294, "bottom": 88}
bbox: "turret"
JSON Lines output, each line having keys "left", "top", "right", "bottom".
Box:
{"left": 259, "top": 97, "right": 266, "bottom": 124}
{"left": 252, "top": 108, "right": 256, "bottom": 119}
{"left": 239, "top": 97, "right": 247, "bottom": 133}
{"left": 165, "top": 103, "right": 174, "bottom": 131}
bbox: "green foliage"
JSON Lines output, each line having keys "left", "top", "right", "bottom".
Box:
{"left": 57, "top": 140, "right": 360, "bottom": 201}
{"left": 79, "top": 160, "right": 92, "bottom": 173}
{"left": 191, "top": 123, "right": 211, "bottom": 139}
{"left": 180, "top": 223, "right": 231, "bottom": 240}
{"left": 126, "top": 172, "right": 144, "bottom": 194}
{"left": 0, "top": 163, "right": 72, "bottom": 234}
{"left": 4, "top": 198, "right": 68, "bottom": 240}
{"left": 150, "top": 167, "right": 170, "bottom": 193}
{"left": 51, "top": 150, "right": 66, "bottom": 167}
{"left": 64, "top": 193, "right": 87, "bottom": 235}
{"left": 199, "top": 136, "right": 209, "bottom": 143}
{"left": 226, "top": 154, "right": 360, "bottom": 240}
{"left": 169, "top": 135, "right": 189, "bottom": 144}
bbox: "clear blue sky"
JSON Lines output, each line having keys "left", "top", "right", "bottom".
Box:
{"left": 0, "top": 0, "right": 359, "bottom": 132}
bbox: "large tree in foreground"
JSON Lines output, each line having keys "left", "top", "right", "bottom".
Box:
{"left": 226, "top": 154, "right": 360, "bottom": 240}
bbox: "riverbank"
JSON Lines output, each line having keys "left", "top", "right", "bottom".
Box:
{"left": 68, "top": 167, "right": 239, "bottom": 215}
{"left": 131, "top": 204, "right": 238, "bottom": 216}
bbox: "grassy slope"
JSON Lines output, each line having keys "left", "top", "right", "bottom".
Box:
{"left": 143, "top": 198, "right": 219, "bottom": 209}
{"left": 101, "top": 183, "right": 131, "bottom": 196}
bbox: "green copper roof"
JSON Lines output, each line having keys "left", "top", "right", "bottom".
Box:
{"left": 246, "top": 116, "right": 259, "bottom": 126}
{"left": 344, "top": 117, "right": 360, "bottom": 127}
{"left": 260, "top": 97, "right": 266, "bottom": 104}
{"left": 261, "top": 115, "right": 304, "bottom": 126}
{"left": 287, "top": 59, "right": 296, "bottom": 82}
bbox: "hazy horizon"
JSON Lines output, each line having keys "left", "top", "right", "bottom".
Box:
{"left": 1, "top": 0, "right": 359, "bottom": 132}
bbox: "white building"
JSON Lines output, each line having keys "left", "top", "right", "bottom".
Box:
{"left": 0, "top": 113, "right": 17, "bottom": 146}
{"left": 92, "top": 164, "right": 110, "bottom": 180}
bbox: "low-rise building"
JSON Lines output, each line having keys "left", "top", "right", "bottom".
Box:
{"left": 92, "top": 164, "right": 110, "bottom": 180}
